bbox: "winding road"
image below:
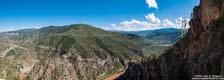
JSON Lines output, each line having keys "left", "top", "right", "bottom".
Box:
{"left": 0, "top": 42, "right": 28, "bottom": 57}
{"left": 0, "top": 47, "right": 14, "bottom": 57}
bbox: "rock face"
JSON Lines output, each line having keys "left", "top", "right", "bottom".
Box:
{"left": 117, "top": 0, "right": 224, "bottom": 80}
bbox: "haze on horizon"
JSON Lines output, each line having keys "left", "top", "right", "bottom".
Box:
{"left": 0, "top": 0, "right": 199, "bottom": 32}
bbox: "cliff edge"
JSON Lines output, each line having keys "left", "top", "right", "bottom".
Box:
{"left": 117, "top": 0, "right": 224, "bottom": 80}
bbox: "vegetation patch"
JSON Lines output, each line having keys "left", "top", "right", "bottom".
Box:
{"left": 6, "top": 48, "right": 23, "bottom": 58}
{"left": 6, "top": 49, "right": 17, "bottom": 56}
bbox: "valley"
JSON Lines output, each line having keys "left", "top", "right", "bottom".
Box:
{"left": 1, "top": 0, "right": 221, "bottom": 80}
{"left": 0, "top": 24, "right": 181, "bottom": 80}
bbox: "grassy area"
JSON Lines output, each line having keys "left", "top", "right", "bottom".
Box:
{"left": 36, "top": 24, "right": 143, "bottom": 60}
{"left": 6, "top": 48, "right": 23, "bottom": 58}
{"left": 6, "top": 49, "right": 17, "bottom": 56}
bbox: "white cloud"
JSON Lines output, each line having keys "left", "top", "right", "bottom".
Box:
{"left": 175, "top": 17, "right": 190, "bottom": 28}
{"left": 111, "top": 24, "right": 116, "bottom": 28}
{"left": 121, "top": 19, "right": 144, "bottom": 31}
{"left": 105, "top": 0, "right": 191, "bottom": 31}
{"left": 162, "top": 19, "right": 175, "bottom": 27}
{"left": 146, "top": 0, "right": 158, "bottom": 9}
{"left": 2, "top": 27, "right": 16, "bottom": 32}
{"left": 107, "top": 14, "right": 190, "bottom": 31}
{"left": 8, "top": 27, "right": 15, "bottom": 31}
{"left": 122, "top": 19, "right": 142, "bottom": 26}
{"left": 145, "top": 13, "right": 161, "bottom": 24}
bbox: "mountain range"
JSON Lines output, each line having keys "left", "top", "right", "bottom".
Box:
{"left": 0, "top": 24, "right": 184, "bottom": 80}
{"left": 0, "top": 0, "right": 222, "bottom": 80}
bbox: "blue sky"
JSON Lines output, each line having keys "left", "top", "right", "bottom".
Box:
{"left": 0, "top": 0, "right": 199, "bottom": 31}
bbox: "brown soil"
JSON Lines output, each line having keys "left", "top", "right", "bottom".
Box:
{"left": 105, "top": 71, "right": 124, "bottom": 80}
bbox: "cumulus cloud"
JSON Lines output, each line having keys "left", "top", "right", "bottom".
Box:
{"left": 122, "top": 19, "right": 142, "bottom": 26}
{"left": 105, "top": 0, "right": 191, "bottom": 31}
{"left": 162, "top": 19, "right": 175, "bottom": 27}
{"left": 108, "top": 13, "right": 190, "bottom": 31}
{"left": 8, "top": 27, "right": 15, "bottom": 31}
{"left": 121, "top": 19, "right": 145, "bottom": 31}
{"left": 111, "top": 24, "right": 116, "bottom": 28}
{"left": 175, "top": 17, "right": 190, "bottom": 28}
{"left": 145, "top": 13, "right": 161, "bottom": 23}
{"left": 146, "top": 0, "right": 158, "bottom": 9}
{"left": 3, "top": 27, "right": 15, "bottom": 32}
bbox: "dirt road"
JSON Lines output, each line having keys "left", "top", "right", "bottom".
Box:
{"left": 105, "top": 71, "right": 124, "bottom": 80}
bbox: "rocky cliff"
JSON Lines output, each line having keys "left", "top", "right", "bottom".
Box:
{"left": 117, "top": 0, "right": 224, "bottom": 80}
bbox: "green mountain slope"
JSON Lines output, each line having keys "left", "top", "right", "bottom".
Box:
{"left": 36, "top": 24, "right": 144, "bottom": 59}
{"left": 0, "top": 24, "right": 146, "bottom": 80}
{"left": 19, "top": 24, "right": 145, "bottom": 80}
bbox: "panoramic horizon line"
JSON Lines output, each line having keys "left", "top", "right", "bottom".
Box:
{"left": 1, "top": 23, "right": 188, "bottom": 33}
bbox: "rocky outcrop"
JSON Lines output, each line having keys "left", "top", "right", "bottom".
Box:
{"left": 29, "top": 52, "right": 127, "bottom": 80}
{"left": 117, "top": 0, "right": 224, "bottom": 80}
